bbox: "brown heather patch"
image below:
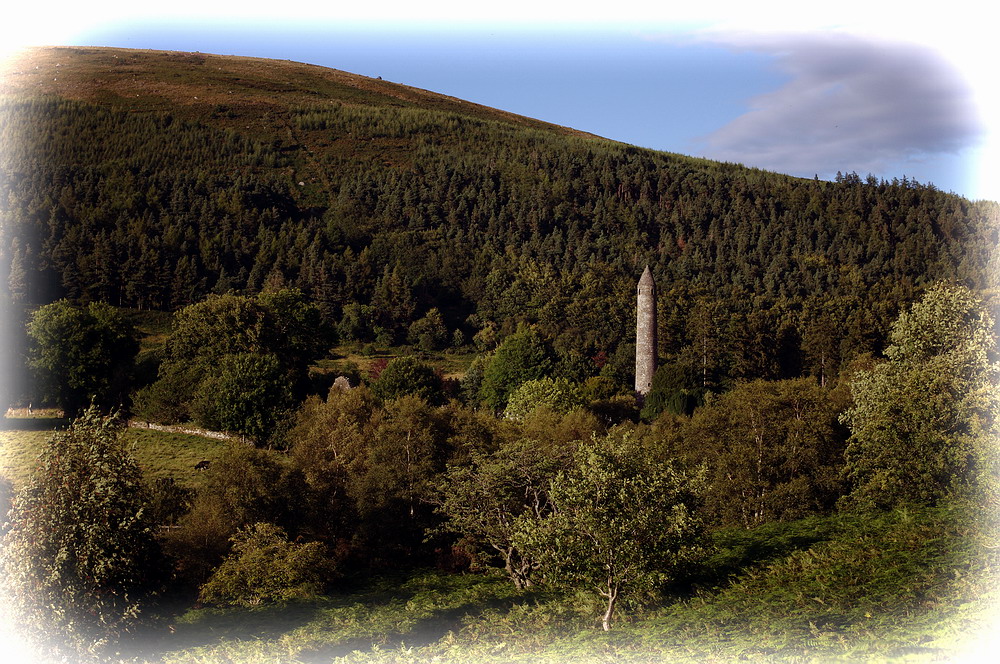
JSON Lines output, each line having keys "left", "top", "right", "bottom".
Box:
{"left": 1, "top": 45, "right": 596, "bottom": 139}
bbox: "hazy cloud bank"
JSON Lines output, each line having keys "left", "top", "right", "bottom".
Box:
{"left": 693, "top": 32, "right": 984, "bottom": 182}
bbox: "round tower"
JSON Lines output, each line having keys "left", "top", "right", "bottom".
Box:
{"left": 635, "top": 265, "right": 657, "bottom": 401}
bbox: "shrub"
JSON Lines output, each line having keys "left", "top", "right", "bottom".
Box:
{"left": 502, "top": 377, "right": 585, "bottom": 421}
{"left": 370, "top": 356, "right": 442, "bottom": 404}
{"left": 147, "top": 476, "right": 193, "bottom": 526}
{"left": 199, "top": 523, "right": 332, "bottom": 607}
{"left": 0, "top": 408, "right": 168, "bottom": 660}
{"left": 164, "top": 444, "right": 311, "bottom": 584}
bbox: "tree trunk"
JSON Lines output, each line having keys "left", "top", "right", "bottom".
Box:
{"left": 601, "top": 584, "right": 619, "bottom": 631}
{"left": 503, "top": 548, "right": 533, "bottom": 589}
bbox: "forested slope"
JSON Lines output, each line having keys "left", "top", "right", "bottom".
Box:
{"left": 1, "top": 46, "right": 997, "bottom": 390}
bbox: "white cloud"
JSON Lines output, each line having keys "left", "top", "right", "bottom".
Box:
{"left": 692, "top": 32, "right": 984, "bottom": 184}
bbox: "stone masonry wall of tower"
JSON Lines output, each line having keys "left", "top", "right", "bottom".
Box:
{"left": 635, "top": 265, "right": 657, "bottom": 400}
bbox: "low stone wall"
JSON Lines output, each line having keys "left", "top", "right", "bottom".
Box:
{"left": 127, "top": 420, "right": 235, "bottom": 441}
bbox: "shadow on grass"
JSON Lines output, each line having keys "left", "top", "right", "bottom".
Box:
{"left": 0, "top": 416, "right": 68, "bottom": 431}
{"left": 135, "top": 572, "right": 541, "bottom": 662}
{"left": 131, "top": 598, "right": 332, "bottom": 659}
{"left": 135, "top": 574, "right": 442, "bottom": 656}
{"left": 295, "top": 593, "right": 534, "bottom": 663}
{"left": 680, "top": 514, "right": 853, "bottom": 592}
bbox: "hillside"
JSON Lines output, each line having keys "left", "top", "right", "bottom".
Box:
{"left": 0, "top": 46, "right": 593, "bottom": 137}
{"left": 1, "top": 46, "right": 998, "bottom": 395}
{"left": 1, "top": 48, "right": 998, "bottom": 660}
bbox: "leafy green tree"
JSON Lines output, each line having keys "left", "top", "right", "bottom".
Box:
{"left": 680, "top": 378, "right": 849, "bottom": 527}
{"left": 480, "top": 326, "right": 555, "bottom": 411}
{"left": 502, "top": 376, "right": 585, "bottom": 421}
{"left": 27, "top": 300, "right": 139, "bottom": 416}
{"left": 841, "top": 283, "right": 999, "bottom": 509}
{"left": 338, "top": 302, "right": 378, "bottom": 342}
{"left": 472, "top": 321, "right": 499, "bottom": 352}
{"left": 640, "top": 360, "right": 703, "bottom": 421}
{"left": 346, "top": 396, "right": 451, "bottom": 562}
{"left": 370, "top": 356, "right": 442, "bottom": 404}
{"left": 291, "top": 386, "right": 455, "bottom": 566}
{"left": 165, "top": 293, "right": 269, "bottom": 367}
{"left": 408, "top": 307, "right": 448, "bottom": 351}
{"left": 288, "top": 385, "right": 379, "bottom": 504}
{"left": 141, "top": 291, "right": 326, "bottom": 425}
{"left": 256, "top": 288, "right": 334, "bottom": 379}
{"left": 0, "top": 408, "right": 167, "bottom": 661}
{"left": 198, "top": 523, "right": 331, "bottom": 607}
{"left": 192, "top": 352, "right": 295, "bottom": 444}
{"left": 459, "top": 354, "right": 488, "bottom": 405}
{"left": 515, "top": 431, "right": 707, "bottom": 630}
{"left": 132, "top": 361, "right": 202, "bottom": 424}
{"left": 598, "top": 341, "right": 635, "bottom": 389}
{"left": 433, "top": 438, "right": 564, "bottom": 588}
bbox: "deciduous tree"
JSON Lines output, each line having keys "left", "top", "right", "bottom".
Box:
{"left": 433, "top": 438, "right": 564, "bottom": 588}
{"left": 515, "top": 431, "right": 707, "bottom": 630}
{"left": 370, "top": 356, "right": 442, "bottom": 404}
{"left": 192, "top": 352, "right": 295, "bottom": 444}
{"left": 0, "top": 408, "right": 167, "bottom": 661}
{"left": 680, "top": 378, "right": 849, "bottom": 527}
{"left": 841, "top": 283, "right": 999, "bottom": 509}
{"left": 27, "top": 300, "right": 138, "bottom": 416}
{"left": 502, "top": 376, "right": 585, "bottom": 421}
{"left": 480, "top": 326, "right": 555, "bottom": 411}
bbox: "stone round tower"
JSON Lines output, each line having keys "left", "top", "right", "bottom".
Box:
{"left": 635, "top": 265, "right": 657, "bottom": 401}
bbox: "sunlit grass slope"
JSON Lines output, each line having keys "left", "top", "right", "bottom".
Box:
{"left": 0, "top": 420, "right": 226, "bottom": 490}
{"left": 144, "top": 504, "right": 997, "bottom": 663}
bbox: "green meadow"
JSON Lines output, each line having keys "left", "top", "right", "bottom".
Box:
{"left": 140, "top": 504, "right": 997, "bottom": 663}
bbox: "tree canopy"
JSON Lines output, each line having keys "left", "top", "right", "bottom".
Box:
{"left": 135, "top": 289, "right": 329, "bottom": 441}
{"left": 0, "top": 408, "right": 167, "bottom": 661}
{"left": 515, "top": 431, "right": 707, "bottom": 630}
{"left": 840, "top": 283, "right": 999, "bottom": 509}
{"left": 26, "top": 300, "right": 138, "bottom": 416}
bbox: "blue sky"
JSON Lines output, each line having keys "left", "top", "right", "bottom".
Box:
{"left": 3, "top": 3, "right": 996, "bottom": 201}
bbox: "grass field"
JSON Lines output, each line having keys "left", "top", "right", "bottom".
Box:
{"left": 316, "top": 343, "right": 479, "bottom": 381}
{"left": 0, "top": 417, "right": 227, "bottom": 491}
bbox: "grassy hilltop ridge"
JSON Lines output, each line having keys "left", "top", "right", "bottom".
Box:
{"left": 1, "top": 46, "right": 597, "bottom": 144}
{"left": 3, "top": 46, "right": 546, "bottom": 116}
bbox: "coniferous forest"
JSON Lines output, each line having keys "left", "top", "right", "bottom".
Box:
{"left": 0, "top": 46, "right": 998, "bottom": 663}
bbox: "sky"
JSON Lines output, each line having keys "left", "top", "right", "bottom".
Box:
{"left": 2, "top": 1, "right": 997, "bottom": 202}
